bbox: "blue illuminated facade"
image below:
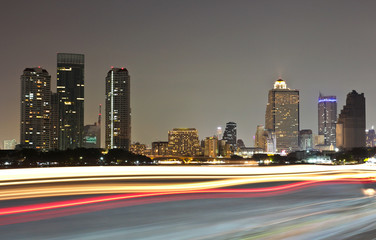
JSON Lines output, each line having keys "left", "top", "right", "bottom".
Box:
{"left": 318, "top": 93, "right": 337, "bottom": 147}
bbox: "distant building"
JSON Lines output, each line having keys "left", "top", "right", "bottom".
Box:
{"left": 218, "top": 140, "right": 231, "bottom": 157}
{"left": 83, "top": 123, "right": 100, "bottom": 148}
{"left": 50, "top": 93, "right": 59, "bottom": 150}
{"left": 318, "top": 94, "right": 337, "bottom": 147}
{"left": 236, "top": 139, "right": 245, "bottom": 149}
{"left": 366, "top": 128, "right": 376, "bottom": 147}
{"left": 20, "top": 67, "right": 51, "bottom": 150}
{"left": 336, "top": 90, "right": 366, "bottom": 149}
{"left": 236, "top": 147, "right": 264, "bottom": 158}
{"left": 299, "top": 129, "right": 313, "bottom": 151}
{"left": 152, "top": 141, "right": 169, "bottom": 156}
{"left": 265, "top": 79, "right": 299, "bottom": 152}
{"left": 254, "top": 125, "right": 267, "bottom": 151}
{"left": 168, "top": 128, "right": 201, "bottom": 156}
{"left": 3, "top": 139, "right": 17, "bottom": 150}
{"left": 130, "top": 142, "right": 147, "bottom": 155}
{"left": 204, "top": 136, "right": 218, "bottom": 158}
{"left": 57, "top": 53, "right": 85, "bottom": 150}
{"left": 223, "top": 122, "right": 237, "bottom": 151}
{"left": 83, "top": 105, "right": 101, "bottom": 148}
{"left": 105, "top": 67, "right": 131, "bottom": 150}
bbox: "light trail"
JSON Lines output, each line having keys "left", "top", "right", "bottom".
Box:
{"left": 1, "top": 165, "right": 376, "bottom": 239}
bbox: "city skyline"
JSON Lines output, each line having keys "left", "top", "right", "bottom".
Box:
{"left": 2, "top": 1, "right": 376, "bottom": 148}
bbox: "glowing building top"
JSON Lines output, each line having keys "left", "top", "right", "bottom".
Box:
{"left": 273, "top": 79, "right": 287, "bottom": 89}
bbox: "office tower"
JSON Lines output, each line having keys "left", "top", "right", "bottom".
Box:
{"left": 167, "top": 128, "right": 201, "bottom": 156}
{"left": 50, "top": 92, "right": 59, "bottom": 149}
{"left": 318, "top": 94, "right": 337, "bottom": 147}
{"left": 152, "top": 141, "right": 169, "bottom": 156}
{"left": 20, "top": 67, "right": 51, "bottom": 150}
{"left": 366, "top": 128, "right": 376, "bottom": 147}
{"left": 105, "top": 67, "right": 131, "bottom": 150}
{"left": 299, "top": 129, "right": 313, "bottom": 151}
{"left": 265, "top": 79, "right": 299, "bottom": 152}
{"left": 223, "top": 122, "right": 237, "bottom": 150}
{"left": 204, "top": 136, "right": 218, "bottom": 158}
{"left": 57, "top": 53, "right": 84, "bottom": 150}
{"left": 3, "top": 139, "right": 17, "bottom": 150}
{"left": 336, "top": 90, "right": 366, "bottom": 149}
{"left": 237, "top": 139, "right": 245, "bottom": 148}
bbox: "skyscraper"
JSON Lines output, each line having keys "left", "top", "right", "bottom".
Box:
{"left": 105, "top": 67, "right": 131, "bottom": 150}
{"left": 57, "top": 53, "right": 84, "bottom": 150}
{"left": 20, "top": 67, "right": 51, "bottom": 150}
{"left": 336, "top": 90, "right": 365, "bottom": 149}
{"left": 222, "top": 122, "right": 237, "bottom": 150}
{"left": 318, "top": 94, "right": 337, "bottom": 147}
{"left": 265, "top": 79, "right": 299, "bottom": 152}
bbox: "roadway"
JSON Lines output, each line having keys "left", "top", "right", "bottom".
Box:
{"left": 0, "top": 165, "right": 376, "bottom": 239}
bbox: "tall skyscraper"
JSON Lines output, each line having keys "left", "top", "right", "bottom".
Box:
{"left": 265, "top": 79, "right": 299, "bottom": 152}
{"left": 105, "top": 67, "right": 131, "bottom": 150}
{"left": 57, "top": 53, "right": 84, "bottom": 150}
{"left": 20, "top": 67, "right": 51, "bottom": 150}
{"left": 318, "top": 94, "right": 337, "bottom": 147}
{"left": 336, "top": 90, "right": 365, "bottom": 149}
{"left": 222, "top": 122, "right": 237, "bottom": 150}
{"left": 167, "top": 128, "right": 201, "bottom": 156}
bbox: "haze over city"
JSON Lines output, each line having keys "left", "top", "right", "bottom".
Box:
{"left": 2, "top": 0, "right": 376, "bottom": 147}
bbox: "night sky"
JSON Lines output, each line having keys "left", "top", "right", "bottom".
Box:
{"left": 1, "top": 0, "right": 376, "bottom": 148}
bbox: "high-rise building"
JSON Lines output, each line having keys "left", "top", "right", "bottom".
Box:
{"left": 265, "top": 79, "right": 299, "bottom": 152}
{"left": 222, "top": 122, "right": 237, "bottom": 150}
{"left": 20, "top": 67, "right": 51, "bottom": 150}
{"left": 3, "top": 139, "right": 17, "bottom": 150}
{"left": 218, "top": 139, "right": 231, "bottom": 157}
{"left": 336, "top": 90, "right": 366, "bottom": 149}
{"left": 105, "top": 67, "right": 131, "bottom": 150}
{"left": 299, "top": 129, "right": 313, "bottom": 151}
{"left": 366, "top": 128, "right": 376, "bottom": 147}
{"left": 50, "top": 92, "right": 59, "bottom": 150}
{"left": 204, "top": 136, "right": 218, "bottom": 158}
{"left": 57, "top": 53, "right": 84, "bottom": 150}
{"left": 318, "top": 94, "right": 337, "bottom": 147}
{"left": 167, "top": 128, "right": 201, "bottom": 156}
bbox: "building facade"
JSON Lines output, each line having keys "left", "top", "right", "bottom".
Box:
{"left": 265, "top": 79, "right": 300, "bottom": 152}
{"left": 167, "top": 128, "right": 201, "bottom": 156}
{"left": 366, "top": 128, "right": 376, "bottom": 147}
{"left": 105, "top": 68, "right": 131, "bottom": 150}
{"left": 57, "top": 53, "right": 85, "bottom": 150}
{"left": 299, "top": 129, "right": 313, "bottom": 151}
{"left": 204, "top": 136, "right": 218, "bottom": 158}
{"left": 336, "top": 90, "right": 366, "bottom": 149}
{"left": 3, "top": 139, "right": 17, "bottom": 150}
{"left": 152, "top": 141, "right": 169, "bottom": 156}
{"left": 20, "top": 67, "right": 51, "bottom": 150}
{"left": 318, "top": 94, "right": 337, "bottom": 147}
{"left": 222, "top": 122, "right": 237, "bottom": 151}
{"left": 50, "top": 92, "right": 59, "bottom": 150}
